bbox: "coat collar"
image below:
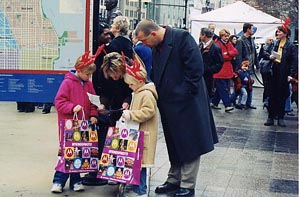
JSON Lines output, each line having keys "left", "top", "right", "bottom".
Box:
{"left": 153, "top": 26, "right": 173, "bottom": 85}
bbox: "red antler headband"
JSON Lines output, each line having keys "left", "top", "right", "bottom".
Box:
{"left": 121, "top": 52, "right": 144, "bottom": 81}
{"left": 76, "top": 44, "right": 107, "bottom": 70}
{"left": 282, "top": 17, "right": 291, "bottom": 33}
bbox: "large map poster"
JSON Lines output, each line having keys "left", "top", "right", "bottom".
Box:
{"left": 0, "top": 0, "right": 92, "bottom": 102}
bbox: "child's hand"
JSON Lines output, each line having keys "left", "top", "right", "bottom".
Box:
{"left": 122, "top": 102, "right": 129, "bottom": 110}
{"left": 90, "top": 117, "right": 98, "bottom": 124}
{"left": 73, "top": 105, "right": 82, "bottom": 113}
{"left": 122, "top": 110, "right": 130, "bottom": 120}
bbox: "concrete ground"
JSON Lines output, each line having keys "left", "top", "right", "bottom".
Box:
{"left": 0, "top": 87, "right": 298, "bottom": 197}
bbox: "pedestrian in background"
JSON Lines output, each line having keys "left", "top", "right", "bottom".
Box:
{"left": 235, "top": 23, "right": 258, "bottom": 109}
{"left": 51, "top": 51, "right": 98, "bottom": 193}
{"left": 211, "top": 29, "right": 237, "bottom": 112}
{"left": 234, "top": 60, "right": 255, "bottom": 110}
{"left": 208, "top": 23, "right": 219, "bottom": 41}
{"left": 259, "top": 37, "right": 274, "bottom": 109}
{"left": 92, "top": 22, "right": 111, "bottom": 96}
{"left": 131, "top": 30, "right": 152, "bottom": 80}
{"left": 199, "top": 27, "right": 223, "bottom": 100}
{"left": 263, "top": 20, "right": 298, "bottom": 127}
{"left": 229, "top": 35, "right": 238, "bottom": 71}
{"left": 135, "top": 19, "right": 218, "bottom": 197}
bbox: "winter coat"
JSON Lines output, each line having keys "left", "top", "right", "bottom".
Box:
{"left": 55, "top": 71, "right": 98, "bottom": 125}
{"left": 128, "top": 82, "right": 158, "bottom": 167}
{"left": 237, "top": 69, "right": 254, "bottom": 91}
{"left": 92, "top": 35, "right": 133, "bottom": 122}
{"left": 200, "top": 40, "right": 224, "bottom": 75}
{"left": 235, "top": 34, "right": 259, "bottom": 71}
{"left": 268, "top": 39, "right": 298, "bottom": 99}
{"left": 151, "top": 27, "right": 218, "bottom": 164}
{"left": 213, "top": 39, "right": 238, "bottom": 79}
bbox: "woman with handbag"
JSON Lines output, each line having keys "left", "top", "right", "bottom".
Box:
{"left": 263, "top": 20, "right": 298, "bottom": 127}
{"left": 259, "top": 37, "right": 274, "bottom": 108}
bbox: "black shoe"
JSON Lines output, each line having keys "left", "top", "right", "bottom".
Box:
{"left": 25, "top": 109, "right": 35, "bottom": 113}
{"left": 42, "top": 109, "right": 50, "bottom": 114}
{"left": 246, "top": 105, "right": 256, "bottom": 109}
{"left": 82, "top": 174, "right": 108, "bottom": 186}
{"left": 264, "top": 118, "right": 274, "bottom": 126}
{"left": 235, "top": 104, "right": 246, "bottom": 110}
{"left": 278, "top": 119, "right": 286, "bottom": 127}
{"left": 175, "top": 188, "right": 195, "bottom": 196}
{"left": 155, "top": 182, "right": 179, "bottom": 194}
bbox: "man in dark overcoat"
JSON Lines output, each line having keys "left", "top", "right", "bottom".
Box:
{"left": 135, "top": 19, "right": 218, "bottom": 197}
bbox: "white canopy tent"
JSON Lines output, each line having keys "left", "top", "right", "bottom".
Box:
{"left": 190, "top": 1, "right": 282, "bottom": 45}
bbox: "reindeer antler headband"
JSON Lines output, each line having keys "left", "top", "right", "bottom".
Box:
{"left": 76, "top": 45, "right": 107, "bottom": 70}
{"left": 121, "top": 51, "right": 144, "bottom": 81}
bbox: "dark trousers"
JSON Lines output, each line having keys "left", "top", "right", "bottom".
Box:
{"left": 268, "top": 96, "right": 286, "bottom": 119}
{"left": 261, "top": 72, "right": 272, "bottom": 104}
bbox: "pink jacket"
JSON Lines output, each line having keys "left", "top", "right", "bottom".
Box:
{"left": 213, "top": 40, "right": 238, "bottom": 79}
{"left": 55, "top": 71, "right": 98, "bottom": 126}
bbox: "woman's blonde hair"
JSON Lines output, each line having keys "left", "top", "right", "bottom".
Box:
{"left": 101, "top": 52, "right": 126, "bottom": 79}
{"left": 219, "top": 29, "right": 230, "bottom": 37}
{"left": 74, "top": 55, "right": 96, "bottom": 73}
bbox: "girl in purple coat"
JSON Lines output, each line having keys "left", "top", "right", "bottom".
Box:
{"left": 51, "top": 52, "right": 98, "bottom": 193}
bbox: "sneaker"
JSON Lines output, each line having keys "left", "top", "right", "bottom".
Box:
{"left": 124, "top": 190, "right": 147, "bottom": 197}
{"left": 73, "top": 183, "right": 85, "bottom": 192}
{"left": 225, "top": 106, "right": 234, "bottom": 112}
{"left": 51, "top": 183, "right": 63, "bottom": 193}
{"left": 210, "top": 103, "right": 221, "bottom": 110}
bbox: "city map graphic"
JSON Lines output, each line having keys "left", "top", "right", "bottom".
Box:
{"left": 0, "top": 0, "right": 87, "bottom": 71}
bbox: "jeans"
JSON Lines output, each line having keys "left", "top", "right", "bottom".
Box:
{"left": 52, "top": 171, "right": 82, "bottom": 189}
{"left": 238, "top": 88, "right": 248, "bottom": 105}
{"left": 285, "top": 83, "right": 292, "bottom": 112}
{"left": 246, "top": 90, "right": 253, "bottom": 107}
{"left": 212, "top": 79, "right": 232, "bottom": 107}
{"left": 132, "top": 168, "right": 147, "bottom": 195}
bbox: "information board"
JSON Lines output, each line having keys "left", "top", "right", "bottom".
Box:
{"left": 0, "top": 0, "right": 92, "bottom": 102}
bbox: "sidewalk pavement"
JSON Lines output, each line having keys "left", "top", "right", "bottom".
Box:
{"left": 0, "top": 87, "right": 298, "bottom": 197}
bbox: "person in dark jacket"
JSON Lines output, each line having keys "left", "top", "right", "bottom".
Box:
{"left": 92, "top": 22, "right": 111, "bottom": 96}
{"left": 263, "top": 23, "right": 298, "bottom": 127}
{"left": 259, "top": 37, "right": 274, "bottom": 109}
{"left": 83, "top": 16, "right": 133, "bottom": 186}
{"left": 135, "top": 19, "right": 218, "bottom": 197}
{"left": 235, "top": 23, "right": 259, "bottom": 109}
{"left": 199, "top": 27, "right": 223, "bottom": 100}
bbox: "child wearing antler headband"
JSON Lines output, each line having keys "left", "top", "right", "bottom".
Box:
{"left": 102, "top": 51, "right": 158, "bottom": 196}
{"left": 51, "top": 52, "right": 99, "bottom": 193}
